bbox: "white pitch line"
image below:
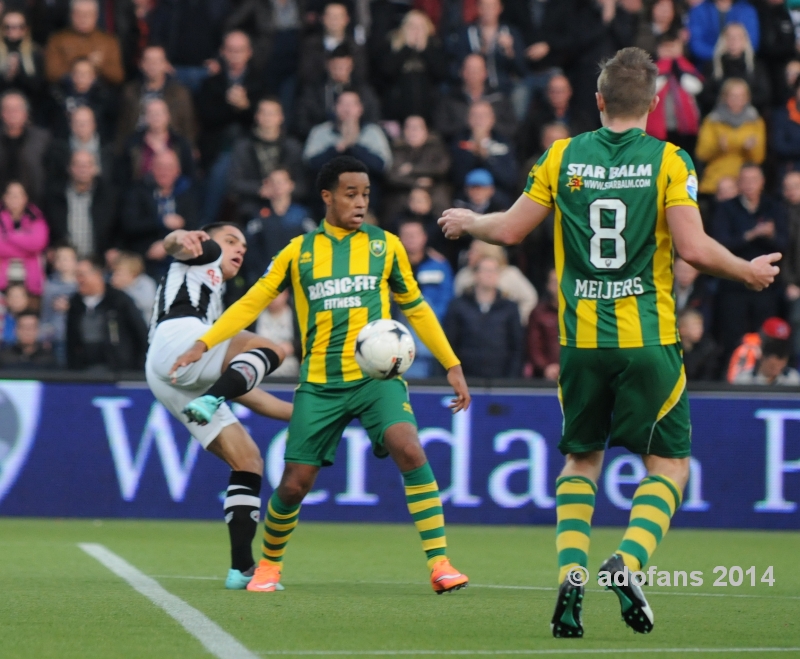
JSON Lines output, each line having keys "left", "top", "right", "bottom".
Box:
{"left": 257, "top": 649, "right": 800, "bottom": 656}
{"left": 151, "top": 574, "right": 222, "bottom": 581}
{"left": 149, "top": 576, "right": 800, "bottom": 601}
{"left": 78, "top": 543, "right": 259, "bottom": 659}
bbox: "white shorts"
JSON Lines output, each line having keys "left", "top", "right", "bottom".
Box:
{"left": 145, "top": 317, "right": 237, "bottom": 448}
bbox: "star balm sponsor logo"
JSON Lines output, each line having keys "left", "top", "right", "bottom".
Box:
{"left": 567, "top": 175, "right": 583, "bottom": 193}
{"left": 0, "top": 382, "right": 43, "bottom": 504}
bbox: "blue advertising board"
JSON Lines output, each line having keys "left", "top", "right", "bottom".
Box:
{"left": 0, "top": 380, "right": 798, "bottom": 528}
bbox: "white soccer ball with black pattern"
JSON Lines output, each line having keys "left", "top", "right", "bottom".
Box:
{"left": 354, "top": 319, "right": 416, "bottom": 380}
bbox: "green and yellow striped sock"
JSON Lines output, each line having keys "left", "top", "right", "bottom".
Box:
{"left": 261, "top": 492, "right": 300, "bottom": 565}
{"left": 618, "top": 474, "right": 683, "bottom": 571}
{"left": 403, "top": 463, "right": 447, "bottom": 570}
{"left": 556, "top": 475, "right": 597, "bottom": 584}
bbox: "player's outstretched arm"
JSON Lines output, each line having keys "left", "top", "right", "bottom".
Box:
{"left": 666, "top": 205, "right": 781, "bottom": 291}
{"left": 164, "top": 229, "right": 211, "bottom": 260}
{"left": 438, "top": 194, "right": 552, "bottom": 246}
{"left": 235, "top": 388, "right": 293, "bottom": 421}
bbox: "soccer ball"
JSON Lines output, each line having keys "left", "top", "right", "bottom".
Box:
{"left": 354, "top": 319, "right": 416, "bottom": 380}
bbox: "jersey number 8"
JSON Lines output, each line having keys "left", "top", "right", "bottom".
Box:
{"left": 589, "top": 198, "right": 627, "bottom": 270}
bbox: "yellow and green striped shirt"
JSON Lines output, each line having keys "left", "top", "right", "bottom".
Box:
{"left": 524, "top": 128, "right": 699, "bottom": 349}
{"left": 199, "top": 220, "right": 460, "bottom": 384}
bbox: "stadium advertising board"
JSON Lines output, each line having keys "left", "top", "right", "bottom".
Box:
{"left": 0, "top": 380, "right": 798, "bottom": 528}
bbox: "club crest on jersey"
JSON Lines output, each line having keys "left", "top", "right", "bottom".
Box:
{"left": 370, "top": 240, "right": 386, "bottom": 257}
{"left": 567, "top": 175, "right": 583, "bottom": 192}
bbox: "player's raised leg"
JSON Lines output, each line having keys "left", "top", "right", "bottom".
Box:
{"left": 550, "top": 450, "right": 602, "bottom": 638}
{"left": 183, "top": 332, "right": 285, "bottom": 425}
{"left": 382, "top": 422, "right": 468, "bottom": 593}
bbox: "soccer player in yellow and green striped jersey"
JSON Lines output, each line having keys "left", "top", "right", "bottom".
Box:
{"left": 439, "top": 47, "right": 781, "bottom": 637}
{"left": 172, "top": 156, "right": 471, "bottom": 595}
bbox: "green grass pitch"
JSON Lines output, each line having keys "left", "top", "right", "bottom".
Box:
{"left": 1, "top": 519, "right": 798, "bottom": 658}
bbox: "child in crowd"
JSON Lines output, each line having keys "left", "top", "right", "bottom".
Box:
{"left": 110, "top": 252, "right": 157, "bottom": 324}
{"left": 40, "top": 244, "right": 78, "bottom": 364}
{"left": 1, "top": 282, "right": 31, "bottom": 345}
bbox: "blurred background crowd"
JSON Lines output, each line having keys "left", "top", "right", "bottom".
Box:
{"left": 0, "top": 0, "right": 799, "bottom": 385}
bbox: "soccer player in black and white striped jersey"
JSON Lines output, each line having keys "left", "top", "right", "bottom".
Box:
{"left": 146, "top": 224, "right": 292, "bottom": 590}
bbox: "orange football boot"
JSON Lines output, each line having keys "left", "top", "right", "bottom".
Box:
{"left": 246, "top": 560, "right": 283, "bottom": 592}
{"left": 430, "top": 558, "right": 469, "bottom": 594}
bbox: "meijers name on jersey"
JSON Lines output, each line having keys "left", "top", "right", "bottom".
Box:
{"left": 566, "top": 163, "right": 653, "bottom": 179}
{"left": 308, "top": 276, "right": 379, "bottom": 301}
{"left": 575, "top": 277, "right": 645, "bottom": 300}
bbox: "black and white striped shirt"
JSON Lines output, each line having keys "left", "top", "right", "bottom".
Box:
{"left": 149, "top": 240, "right": 226, "bottom": 340}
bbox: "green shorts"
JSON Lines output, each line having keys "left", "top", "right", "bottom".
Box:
{"left": 285, "top": 378, "right": 418, "bottom": 467}
{"left": 558, "top": 343, "right": 691, "bottom": 458}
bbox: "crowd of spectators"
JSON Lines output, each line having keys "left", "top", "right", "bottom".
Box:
{"left": 1, "top": 0, "right": 800, "bottom": 386}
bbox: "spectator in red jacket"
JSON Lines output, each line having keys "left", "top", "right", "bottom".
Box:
{"left": 527, "top": 267, "right": 559, "bottom": 380}
{"left": 0, "top": 181, "right": 49, "bottom": 295}
{"left": 646, "top": 34, "right": 703, "bottom": 155}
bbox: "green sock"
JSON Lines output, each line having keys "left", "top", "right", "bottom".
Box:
{"left": 555, "top": 475, "right": 596, "bottom": 584}
{"left": 261, "top": 492, "right": 300, "bottom": 566}
{"left": 403, "top": 463, "right": 447, "bottom": 569}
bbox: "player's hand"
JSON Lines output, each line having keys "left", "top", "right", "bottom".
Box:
{"left": 169, "top": 341, "right": 208, "bottom": 382}
{"left": 438, "top": 208, "right": 478, "bottom": 240}
{"left": 446, "top": 365, "right": 471, "bottom": 413}
{"left": 177, "top": 230, "right": 211, "bottom": 258}
{"left": 746, "top": 253, "right": 781, "bottom": 291}
{"left": 543, "top": 363, "right": 560, "bottom": 381}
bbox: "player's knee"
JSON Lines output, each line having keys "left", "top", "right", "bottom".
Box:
{"left": 277, "top": 468, "right": 316, "bottom": 505}
{"left": 277, "top": 480, "right": 310, "bottom": 506}
{"left": 385, "top": 428, "right": 426, "bottom": 471}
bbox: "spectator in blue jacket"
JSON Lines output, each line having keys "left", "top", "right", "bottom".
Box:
{"left": 395, "top": 217, "right": 454, "bottom": 378}
{"left": 771, "top": 80, "right": 800, "bottom": 180}
{"left": 688, "top": 0, "right": 760, "bottom": 64}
